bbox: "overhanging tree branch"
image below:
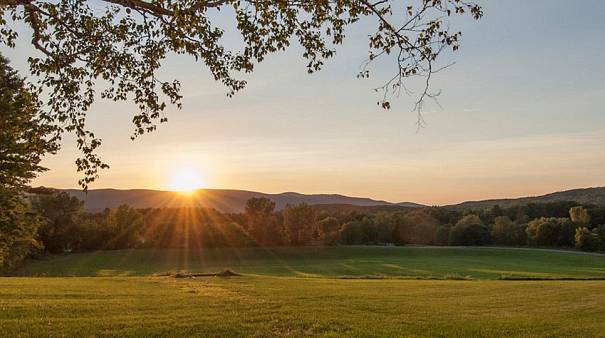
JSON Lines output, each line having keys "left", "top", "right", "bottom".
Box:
{"left": 0, "top": 0, "right": 482, "bottom": 189}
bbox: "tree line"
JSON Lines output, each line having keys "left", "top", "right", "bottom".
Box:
{"left": 3, "top": 188, "right": 602, "bottom": 271}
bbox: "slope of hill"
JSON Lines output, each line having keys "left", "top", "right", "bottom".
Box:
{"left": 56, "top": 186, "right": 605, "bottom": 212}
{"left": 447, "top": 187, "right": 605, "bottom": 210}
{"left": 60, "top": 188, "right": 425, "bottom": 212}
{"left": 310, "top": 203, "right": 420, "bottom": 214}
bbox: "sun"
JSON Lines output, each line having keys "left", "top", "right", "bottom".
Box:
{"left": 168, "top": 167, "right": 205, "bottom": 193}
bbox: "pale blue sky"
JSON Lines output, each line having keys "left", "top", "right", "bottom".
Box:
{"left": 3, "top": 0, "right": 605, "bottom": 204}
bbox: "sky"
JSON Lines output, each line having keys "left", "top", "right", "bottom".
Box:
{"left": 3, "top": 0, "right": 605, "bottom": 205}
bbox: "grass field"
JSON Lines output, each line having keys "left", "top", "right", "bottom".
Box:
{"left": 15, "top": 246, "right": 605, "bottom": 279}
{"left": 3, "top": 246, "right": 605, "bottom": 337}
{"left": 2, "top": 277, "right": 605, "bottom": 337}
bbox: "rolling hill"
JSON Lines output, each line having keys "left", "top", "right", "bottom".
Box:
{"left": 60, "top": 188, "right": 424, "bottom": 212}
{"left": 53, "top": 186, "right": 605, "bottom": 212}
{"left": 447, "top": 187, "right": 605, "bottom": 210}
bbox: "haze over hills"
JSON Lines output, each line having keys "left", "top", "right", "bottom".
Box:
{"left": 61, "top": 188, "right": 425, "bottom": 212}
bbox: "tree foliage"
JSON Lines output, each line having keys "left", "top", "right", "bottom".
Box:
{"left": 245, "top": 197, "right": 281, "bottom": 245}
{"left": 433, "top": 224, "right": 450, "bottom": 246}
{"left": 32, "top": 190, "right": 84, "bottom": 253}
{"left": 105, "top": 204, "right": 145, "bottom": 249}
{"left": 574, "top": 227, "right": 601, "bottom": 252}
{"left": 448, "top": 214, "right": 490, "bottom": 246}
{"left": 1, "top": 0, "right": 481, "bottom": 187}
{"left": 0, "top": 55, "right": 57, "bottom": 192}
{"left": 0, "top": 195, "right": 43, "bottom": 272}
{"left": 283, "top": 203, "right": 316, "bottom": 245}
{"left": 569, "top": 206, "right": 590, "bottom": 227}
{"left": 396, "top": 209, "right": 439, "bottom": 245}
{"left": 526, "top": 217, "right": 576, "bottom": 247}
{"left": 340, "top": 219, "right": 364, "bottom": 245}
{"left": 317, "top": 216, "right": 341, "bottom": 244}
{"left": 0, "top": 54, "right": 56, "bottom": 271}
{"left": 8, "top": 195, "right": 605, "bottom": 267}
{"left": 490, "top": 216, "right": 525, "bottom": 246}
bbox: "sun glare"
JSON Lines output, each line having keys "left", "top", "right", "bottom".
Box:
{"left": 169, "top": 167, "right": 205, "bottom": 193}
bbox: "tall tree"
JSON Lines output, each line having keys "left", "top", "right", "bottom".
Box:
{"left": 0, "top": 54, "right": 57, "bottom": 270}
{"left": 32, "top": 190, "right": 84, "bottom": 253}
{"left": 1, "top": 1, "right": 482, "bottom": 187}
{"left": 0, "top": 55, "right": 58, "bottom": 191}
{"left": 245, "top": 197, "right": 281, "bottom": 245}
{"left": 283, "top": 203, "right": 316, "bottom": 245}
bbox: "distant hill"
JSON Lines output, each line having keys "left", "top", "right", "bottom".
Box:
{"left": 310, "top": 203, "right": 421, "bottom": 214}
{"left": 447, "top": 187, "right": 605, "bottom": 210}
{"left": 52, "top": 186, "right": 605, "bottom": 213}
{"left": 60, "top": 188, "right": 425, "bottom": 212}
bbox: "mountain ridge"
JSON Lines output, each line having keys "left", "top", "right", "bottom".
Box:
{"left": 55, "top": 186, "right": 605, "bottom": 212}
{"left": 59, "top": 188, "right": 424, "bottom": 212}
{"left": 445, "top": 186, "right": 605, "bottom": 209}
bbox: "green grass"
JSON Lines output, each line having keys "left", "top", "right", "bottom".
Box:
{"left": 4, "top": 246, "right": 605, "bottom": 337}
{"left": 2, "top": 276, "right": 605, "bottom": 337}
{"left": 16, "top": 246, "right": 605, "bottom": 279}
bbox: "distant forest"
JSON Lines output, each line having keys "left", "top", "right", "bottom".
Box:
{"left": 22, "top": 187, "right": 605, "bottom": 258}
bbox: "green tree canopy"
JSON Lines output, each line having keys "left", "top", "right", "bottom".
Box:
{"left": 0, "top": 55, "right": 57, "bottom": 192}
{"left": 526, "top": 217, "right": 576, "bottom": 247}
{"left": 0, "top": 54, "right": 56, "bottom": 270}
{"left": 448, "top": 214, "right": 490, "bottom": 246}
{"left": 245, "top": 197, "right": 281, "bottom": 245}
{"left": 283, "top": 203, "right": 316, "bottom": 245}
{"left": 32, "top": 190, "right": 84, "bottom": 253}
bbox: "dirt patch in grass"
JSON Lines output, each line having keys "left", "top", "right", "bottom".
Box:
{"left": 156, "top": 269, "right": 241, "bottom": 279}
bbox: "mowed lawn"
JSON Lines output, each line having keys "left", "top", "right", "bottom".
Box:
{"left": 2, "top": 276, "right": 605, "bottom": 337}
{"left": 3, "top": 247, "right": 605, "bottom": 337}
{"left": 15, "top": 246, "right": 605, "bottom": 279}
